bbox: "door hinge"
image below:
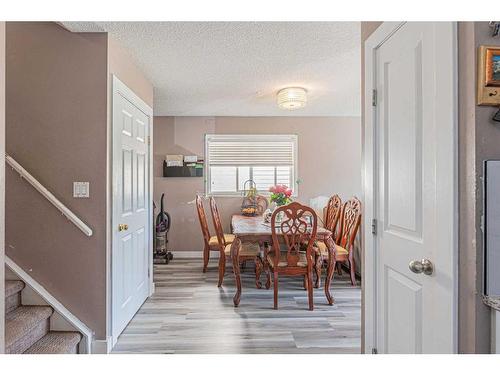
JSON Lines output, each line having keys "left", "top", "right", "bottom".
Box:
{"left": 371, "top": 218, "right": 377, "bottom": 235}
{"left": 148, "top": 268, "right": 151, "bottom": 278}
{"left": 147, "top": 136, "right": 151, "bottom": 145}
{"left": 372, "top": 348, "right": 378, "bottom": 354}
{"left": 372, "top": 89, "right": 377, "bottom": 107}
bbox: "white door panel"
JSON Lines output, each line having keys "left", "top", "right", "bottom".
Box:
{"left": 112, "top": 77, "right": 152, "bottom": 342}
{"left": 365, "top": 22, "right": 457, "bottom": 354}
{"left": 385, "top": 267, "right": 423, "bottom": 353}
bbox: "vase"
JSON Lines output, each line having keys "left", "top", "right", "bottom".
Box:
{"left": 270, "top": 203, "right": 285, "bottom": 223}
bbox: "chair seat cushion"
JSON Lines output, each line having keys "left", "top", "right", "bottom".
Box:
{"left": 267, "top": 252, "right": 308, "bottom": 268}
{"left": 224, "top": 242, "right": 260, "bottom": 257}
{"left": 209, "top": 234, "right": 235, "bottom": 247}
{"left": 315, "top": 241, "right": 349, "bottom": 256}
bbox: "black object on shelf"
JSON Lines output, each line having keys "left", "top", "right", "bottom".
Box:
{"left": 163, "top": 161, "right": 203, "bottom": 177}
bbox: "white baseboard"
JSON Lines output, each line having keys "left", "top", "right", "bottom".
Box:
{"left": 92, "top": 337, "right": 113, "bottom": 354}
{"left": 171, "top": 250, "right": 220, "bottom": 259}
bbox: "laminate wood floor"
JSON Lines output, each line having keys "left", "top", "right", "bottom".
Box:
{"left": 112, "top": 258, "right": 361, "bottom": 354}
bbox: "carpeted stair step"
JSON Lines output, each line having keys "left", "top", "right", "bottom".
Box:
{"left": 5, "top": 280, "right": 25, "bottom": 313}
{"left": 5, "top": 305, "right": 53, "bottom": 354}
{"left": 24, "top": 331, "right": 82, "bottom": 354}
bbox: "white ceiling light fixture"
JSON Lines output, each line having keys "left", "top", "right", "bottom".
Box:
{"left": 277, "top": 87, "right": 308, "bottom": 110}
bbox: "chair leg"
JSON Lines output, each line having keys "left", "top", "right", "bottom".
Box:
{"left": 273, "top": 272, "right": 279, "bottom": 310}
{"left": 314, "top": 254, "right": 322, "bottom": 289}
{"left": 307, "top": 270, "right": 314, "bottom": 311}
{"left": 349, "top": 257, "right": 356, "bottom": 286}
{"left": 303, "top": 275, "right": 308, "bottom": 290}
{"left": 217, "top": 254, "right": 226, "bottom": 287}
{"left": 203, "top": 244, "right": 210, "bottom": 273}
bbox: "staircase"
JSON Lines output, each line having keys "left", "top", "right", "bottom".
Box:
{"left": 5, "top": 280, "right": 82, "bottom": 354}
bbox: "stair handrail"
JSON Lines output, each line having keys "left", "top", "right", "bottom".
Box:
{"left": 5, "top": 154, "right": 93, "bottom": 237}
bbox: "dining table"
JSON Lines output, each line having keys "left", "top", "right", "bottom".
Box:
{"left": 229, "top": 214, "right": 338, "bottom": 307}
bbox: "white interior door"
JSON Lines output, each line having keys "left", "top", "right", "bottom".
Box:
{"left": 112, "top": 76, "right": 152, "bottom": 342}
{"left": 364, "top": 22, "right": 457, "bottom": 354}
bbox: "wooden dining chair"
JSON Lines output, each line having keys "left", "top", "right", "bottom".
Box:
{"left": 209, "top": 196, "right": 263, "bottom": 288}
{"left": 266, "top": 202, "right": 318, "bottom": 310}
{"left": 313, "top": 195, "right": 342, "bottom": 287}
{"left": 195, "top": 195, "right": 235, "bottom": 273}
{"left": 333, "top": 197, "right": 362, "bottom": 286}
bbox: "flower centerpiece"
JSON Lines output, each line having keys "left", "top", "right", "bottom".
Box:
{"left": 269, "top": 184, "right": 293, "bottom": 207}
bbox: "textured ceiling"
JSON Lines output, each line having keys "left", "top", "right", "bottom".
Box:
{"left": 63, "top": 22, "right": 361, "bottom": 116}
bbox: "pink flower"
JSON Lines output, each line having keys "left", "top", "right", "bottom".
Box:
{"left": 269, "top": 184, "right": 291, "bottom": 197}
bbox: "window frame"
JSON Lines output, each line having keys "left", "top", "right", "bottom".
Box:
{"left": 204, "top": 134, "right": 299, "bottom": 197}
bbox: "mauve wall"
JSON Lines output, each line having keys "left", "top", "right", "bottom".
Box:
{"left": 458, "top": 21, "right": 500, "bottom": 353}
{"left": 153, "top": 116, "right": 362, "bottom": 261}
{"left": 0, "top": 21, "right": 5, "bottom": 354}
{"left": 470, "top": 22, "right": 500, "bottom": 353}
{"left": 5, "top": 22, "right": 109, "bottom": 339}
{"left": 108, "top": 36, "right": 154, "bottom": 108}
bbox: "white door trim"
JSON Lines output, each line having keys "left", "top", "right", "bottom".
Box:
{"left": 363, "top": 22, "right": 458, "bottom": 353}
{"left": 109, "top": 75, "right": 154, "bottom": 349}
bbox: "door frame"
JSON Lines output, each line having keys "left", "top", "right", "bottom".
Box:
{"left": 109, "top": 75, "right": 154, "bottom": 348}
{"left": 363, "top": 22, "right": 459, "bottom": 353}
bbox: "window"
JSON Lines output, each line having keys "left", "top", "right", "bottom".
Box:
{"left": 205, "top": 134, "right": 298, "bottom": 196}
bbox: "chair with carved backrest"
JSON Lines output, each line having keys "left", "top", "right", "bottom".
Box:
{"left": 209, "top": 196, "right": 262, "bottom": 287}
{"left": 266, "top": 202, "right": 318, "bottom": 310}
{"left": 335, "top": 197, "right": 362, "bottom": 286}
{"left": 325, "top": 194, "right": 343, "bottom": 240}
{"left": 195, "top": 195, "right": 235, "bottom": 273}
{"left": 312, "top": 195, "right": 342, "bottom": 287}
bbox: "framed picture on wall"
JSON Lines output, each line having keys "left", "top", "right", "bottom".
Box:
{"left": 477, "top": 45, "right": 500, "bottom": 105}
{"left": 485, "top": 47, "right": 500, "bottom": 86}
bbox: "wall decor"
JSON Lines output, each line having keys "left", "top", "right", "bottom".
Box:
{"left": 478, "top": 45, "right": 500, "bottom": 105}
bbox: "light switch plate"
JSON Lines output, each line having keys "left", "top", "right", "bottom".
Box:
{"left": 73, "top": 182, "right": 90, "bottom": 198}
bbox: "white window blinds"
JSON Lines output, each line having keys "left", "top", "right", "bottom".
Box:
{"left": 206, "top": 135, "right": 296, "bottom": 166}
{"left": 205, "top": 134, "right": 298, "bottom": 195}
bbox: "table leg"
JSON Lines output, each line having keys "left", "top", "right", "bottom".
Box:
{"left": 324, "top": 235, "right": 336, "bottom": 305}
{"left": 231, "top": 237, "right": 242, "bottom": 307}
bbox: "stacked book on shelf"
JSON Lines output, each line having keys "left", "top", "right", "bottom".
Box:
{"left": 164, "top": 154, "right": 204, "bottom": 177}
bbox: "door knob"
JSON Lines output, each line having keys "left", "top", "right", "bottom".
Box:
{"left": 118, "top": 223, "right": 129, "bottom": 232}
{"left": 409, "top": 259, "right": 434, "bottom": 275}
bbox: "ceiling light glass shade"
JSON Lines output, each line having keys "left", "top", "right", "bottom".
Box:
{"left": 277, "top": 87, "right": 307, "bottom": 110}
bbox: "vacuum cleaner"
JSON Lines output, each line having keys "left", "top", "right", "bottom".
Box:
{"left": 154, "top": 193, "right": 173, "bottom": 264}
